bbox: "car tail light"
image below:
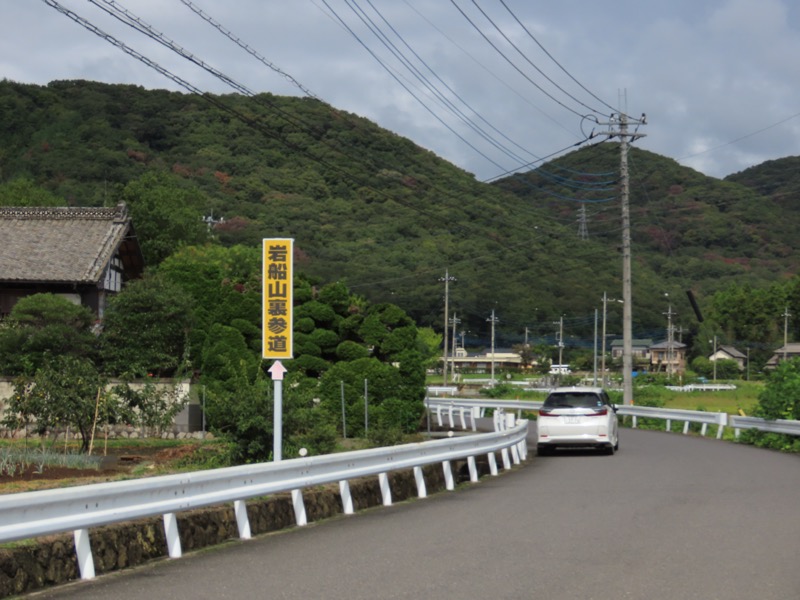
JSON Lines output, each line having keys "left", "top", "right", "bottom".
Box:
{"left": 586, "top": 408, "right": 608, "bottom": 416}
{"left": 538, "top": 409, "right": 557, "bottom": 417}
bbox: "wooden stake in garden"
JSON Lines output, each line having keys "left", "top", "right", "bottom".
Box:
{"left": 88, "top": 387, "right": 102, "bottom": 456}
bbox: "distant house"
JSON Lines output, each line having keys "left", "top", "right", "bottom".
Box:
{"left": 649, "top": 340, "right": 688, "bottom": 373}
{"left": 764, "top": 343, "right": 800, "bottom": 369}
{"left": 0, "top": 204, "right": 144, "bottom": 318}
{"left": 446, "top": 347, "right": 523, "bottom": 374}
{"left": 710, "top": 345, "right": 747, "bottom": 370}
{"left": 610, "top": 339, "right": 653, "bottom": 361}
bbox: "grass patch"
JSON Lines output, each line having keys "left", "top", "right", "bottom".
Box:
{"left": 654, "top": 381, "right": 762, "bottom": 414}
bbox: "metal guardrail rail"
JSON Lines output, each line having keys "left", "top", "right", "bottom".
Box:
{"left": 729, "top": 415, "right": 800, "bottom": 437}
{"left": 426, "top": 397, "right": 799, "bottom": 441}
{"left": 0, "top": 421, "right": 528, "bottom": 581}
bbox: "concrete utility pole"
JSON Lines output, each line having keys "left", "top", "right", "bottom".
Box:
{"left": 712, "top": 335, "right": 718, "bottom": 381}
{"left": 439, "top": 270, "right": 455, "bottom": 384}
{"left": 664, "top": 301, "right": 675, "bottom": 378}
{"left": 596, "top": 111, "right": 646, "bottom": 405}
{"left": 487, "top": 310, "right": 499, "bottom": 382}
{"left": 449, "top": 312, "right": 461, "bottom": 382}
{"left": 558, "top": 316, "right": 564, "bottom": 366}
{"left": 601, "top": 292, "right": 622, "bottom": 386}
{"left": 783, "top": 306, "right": 791, "bottom": 362}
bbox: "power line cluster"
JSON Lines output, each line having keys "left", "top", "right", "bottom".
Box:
{"left": 38, "top": 0, "right": 656, "bottom": 346}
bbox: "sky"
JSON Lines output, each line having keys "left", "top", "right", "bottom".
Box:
{"left": 2, "top": 0, "right": 799, "bottom": 182}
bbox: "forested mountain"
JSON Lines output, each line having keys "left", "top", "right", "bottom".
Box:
{"left": 1, "top": 79, "right": 797, "bottom": 349}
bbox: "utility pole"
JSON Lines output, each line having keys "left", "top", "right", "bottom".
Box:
{"left": 593, "top": 308, "right": 598, "bottom": 385}
{"left": 602, "top": 293, "right": 608, "bottom": 386}
{"left": 439, "top": 270, "right": 455, "bottom": 384}
{"left": 712, "top": 334, "right": 718, "bottom": 381}
{"left": 596, "top": 111, "right": 646, "bottom": 405}
{"left": 663, "top": 301, "right": 675, "bottom": 378}
{"left": 487, "top": 309, "right": 499, "bottom": 382}
{"left": 555, "top": 316, "right": 564, "bottom": 366}
{"left": 449, "top": 312, "right": 461, "bottom": 382}
{"left": 783, "top": 305, "right": 791, "bottom": 362}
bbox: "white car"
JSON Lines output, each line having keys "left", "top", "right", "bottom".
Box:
{"left": 536, "top": 387, "right": 619, "bottom": 455}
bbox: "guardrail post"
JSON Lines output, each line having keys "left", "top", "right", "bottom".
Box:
{"left": 233, "top": 500, "right": 251, "bottom": 539}
{"left": 413, "top": 466, "right": 427, "bottom": 498}
{"left": 519, "top": 439, "right": 528, "bottom": 461}
{"left": 666, "top": 418, "right": 672, "bottom": 432}
{"left": 163, "top": 512, "right": 182, "bottom": 558}
{"left": 700, "top": 423, "right": 708, "bottom": 436}
{"left": 442, "top": 461, "right": 454, "bottom": 490}
{"left": 632, "top": 415, "right": 638, "bottom": 428}
{"left": 716, "top": 414, "right": 726, "bottom": 439}
{"left": 448, "top": 404, "right": 455, "bottom": 428}
{"left": 501, "top": 447, "right": 511, "bottom": 470}
{"left": 379, "top": 472, "right": 393, "bottom": 506}
{"left": 435, "top": 406, "right": 443, "bottom": 427}
{"left": 459, "top": 408, "right": 467, "bottom": 430}
{"left": 471, "top": 407, "right": 479, "bottom": 431}
{"left": 682, "top": 421, "right": 690, "bottom": 435}
{"left": 467, "top": 456, "right": 478, "bottom": 482}
{"left": 73, "top": 528, "right": 95, "bottom": 580}
{"left": 511, "top": 443, "right": 520, "bottom": 465}
{"left": 292, "top": 489, "right": 308, "bottom": 526}
{"left": 488, "top": 451, "right": 498, "bottom": 476}
{"left": 339, "top": 480, "right": 354, "bottom": 514}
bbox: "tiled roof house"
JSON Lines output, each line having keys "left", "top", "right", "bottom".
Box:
{"left": 0, "top": 203, "right": 144, "bottom": 317}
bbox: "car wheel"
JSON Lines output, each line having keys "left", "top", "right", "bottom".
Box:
{"left": 537, "top": 445, "right": 551, "bottom": 456}
{"left": 603, "top": 443, "right": 615, "bottom": 456}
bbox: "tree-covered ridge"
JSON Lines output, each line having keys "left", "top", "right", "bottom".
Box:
{"left": 1, "top": 78, "right": 799, "bottom": 347}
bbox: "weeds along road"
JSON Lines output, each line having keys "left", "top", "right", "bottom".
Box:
{"left": 31, "top": 427, "right": 800, "bottom": 600}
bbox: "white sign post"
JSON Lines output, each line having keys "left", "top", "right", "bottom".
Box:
{"left": 268, "top": 360, "right": 287, "bottom": 461}
{"left": 263, "top": 239, "right": 294, "bottom": 462}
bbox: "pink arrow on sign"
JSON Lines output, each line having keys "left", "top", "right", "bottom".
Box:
{"left": 268, "top": 360, "right": 287, "bottom": 381}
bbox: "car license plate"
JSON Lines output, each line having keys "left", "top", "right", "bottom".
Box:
{"left": 565, "top": 416, "right": 580, "bottom": 424}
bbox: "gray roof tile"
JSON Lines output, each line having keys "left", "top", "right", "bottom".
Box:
{"left": 0, "top": 204, "right": 134, "bottom": 284}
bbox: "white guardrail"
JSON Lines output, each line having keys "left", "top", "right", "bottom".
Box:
{"left": 0, "top": 420, "right": 528, "bottom": 581}
{"left": 425, "top": 397, "right": 800, "bottom": 441}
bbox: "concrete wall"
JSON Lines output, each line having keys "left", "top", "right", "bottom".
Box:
{"left": 0, "top": 464, "right": 462, "bottom": 597}
{"left": 0, "top": 378, "right": 202, "bottom": 435}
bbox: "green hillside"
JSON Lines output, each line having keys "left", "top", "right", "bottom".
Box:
{"left": 0, "top": 79, "right": 795, "bottom": 349}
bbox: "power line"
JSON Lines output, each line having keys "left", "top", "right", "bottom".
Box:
{"left": 496, "top": 0, "right": 616, "bottom": 114}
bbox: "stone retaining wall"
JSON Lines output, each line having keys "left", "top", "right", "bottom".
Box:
{"left": 0, "top": 462, "right": 470, "bottom": 598}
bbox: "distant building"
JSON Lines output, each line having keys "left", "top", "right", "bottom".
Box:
{"left": 649, "top": 340, "right": 687, "bottom": 373}
{"left": 710, "top": 345, "right": 747, "bottom": 370}
{"left": 764, "top": 343, "right": 800, "bottom": 369}
{"left": 610, "top": 339, "right": 653, "bottom": 361}
{"left": 0, "top": 204, "right": 144, "bottom": 318}
{"left": 446, "top": 347, "right": 524, "bottom": 374}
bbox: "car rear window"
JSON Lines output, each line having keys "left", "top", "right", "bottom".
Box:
{"left": 544, "top": 392, "right": 605, "bottom": 408}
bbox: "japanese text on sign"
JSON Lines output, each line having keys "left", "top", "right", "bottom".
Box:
{"left": 262, "top": 238, "right": 294, "bottom": 359}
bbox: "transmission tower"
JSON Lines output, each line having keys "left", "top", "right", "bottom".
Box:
{"left": 577, "top": 203, "right": 588, "bottom": 240}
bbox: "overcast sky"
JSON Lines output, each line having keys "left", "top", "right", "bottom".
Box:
{"left": 2, "top": 0, "right": 799, "bottom": 182}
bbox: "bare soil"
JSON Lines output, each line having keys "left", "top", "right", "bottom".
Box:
{"left": 0, "top": 444, "right": 202, "bottom": 492}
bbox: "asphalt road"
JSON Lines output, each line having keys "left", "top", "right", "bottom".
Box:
{"left": 30, "top": 427, "right": 800, "bottom": 599}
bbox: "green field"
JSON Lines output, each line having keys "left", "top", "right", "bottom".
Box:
{"left": 635, "top": 381, "right": 762, "bottom": 415}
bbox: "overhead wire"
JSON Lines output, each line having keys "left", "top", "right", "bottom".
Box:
{"left": 358, "top": 0, "right": 540, "bottom": 167}
{"left": 44, "top": 0, "right": 599, "bottom": 284}
{"left": 447, "top": 0, "right": 594, "bottom": 120}
{"left": 42, "top": 0, "right": 642, "bottom": 341}
{"left": 497, "top": 0, "right": 617, "bottom": 115}
{"left": 469, "top": 0, "right": 609, "bottom": 117}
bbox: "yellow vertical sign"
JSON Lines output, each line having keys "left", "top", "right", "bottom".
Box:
{"left": 262, "top": 238, "right": 294, "bottom": 360}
